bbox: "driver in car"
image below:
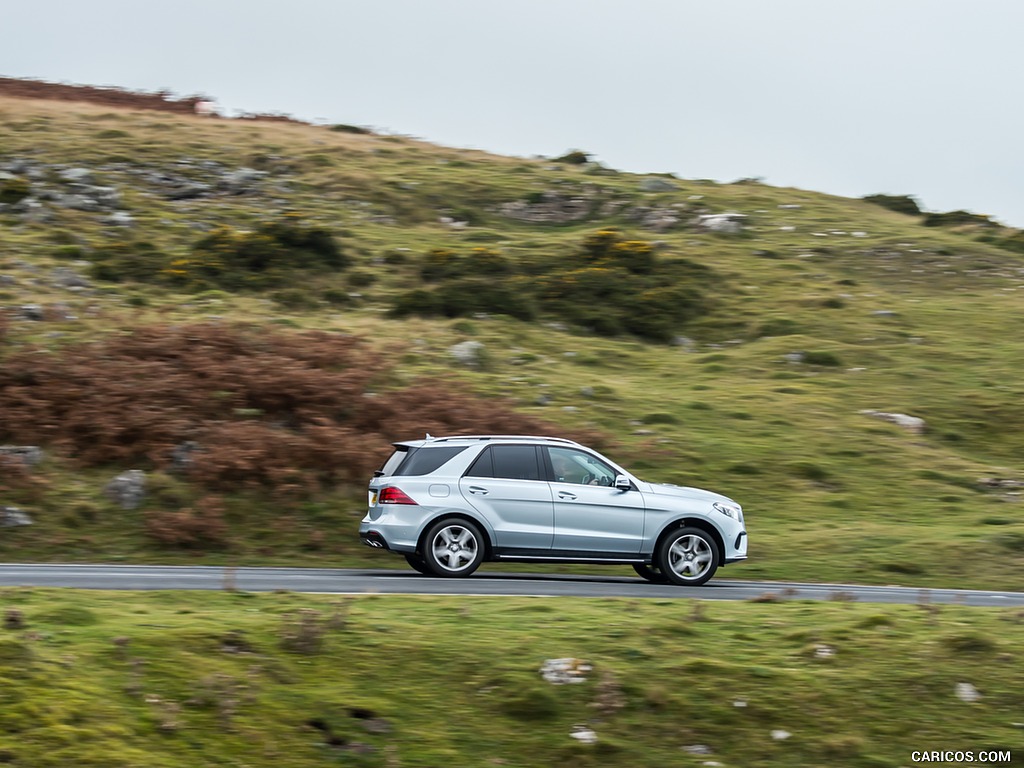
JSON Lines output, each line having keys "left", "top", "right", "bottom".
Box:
{"left": 552, "top": 453, "right": 602, "bottom": 485}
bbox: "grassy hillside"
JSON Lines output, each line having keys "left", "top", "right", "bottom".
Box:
{"left": 2, "top": 92, "right": 1024, "bottom": 588}
{"left": 1, "top": 588, "right": 1022, "bottom": 768}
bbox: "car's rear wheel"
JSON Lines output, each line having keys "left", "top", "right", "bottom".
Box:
{"left": 657, "top": 527, "right": 719, "bottom": 586}
{"left": 632, "top": 563, "right": 669, "bottom": 583}
{"left": 404, "top": 553, "right": 432, "bottom": 575}
{"left": 422, "top": 519, "right": 484, "bottom": 578}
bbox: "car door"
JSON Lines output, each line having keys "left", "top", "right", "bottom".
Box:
{"left": 546, "top": 446, "right": 645, "bottom": 554}
{"left": 458, "top": 444, "right": 554, "bottom": 551}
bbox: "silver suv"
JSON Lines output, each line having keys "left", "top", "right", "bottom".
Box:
{"left": 359, "top": 435, "right": 747, "bottom": 586}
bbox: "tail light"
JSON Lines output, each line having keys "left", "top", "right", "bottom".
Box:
{"left": 379, "top": 486, "right": 418, "bottom": 505}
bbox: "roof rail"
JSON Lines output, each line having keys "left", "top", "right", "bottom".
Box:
{"left": 429, "top": 435, "right": 582, "bottom": 446}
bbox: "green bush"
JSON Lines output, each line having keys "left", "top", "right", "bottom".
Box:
{"left": 434, "top": 278, "right": 535, "bottom": 320}
{"left": 271, "top": 288, "right": 319, "bottom": 310}
{"left": 755, "top": 318, "right": 800, "bottom": 337}
{"left": 640, "top": 412, "right": 678, "bottom": 424}
{"left": 346, "top": 269, "right": 377, "bottom": 288}
{"left": 499, "top": 684, "right": 560, "bottom": 719}
{"left": 54, "top": 244, "right": 85, "bottom": 260}
{"left": 862, "top": 194, "right": 922, "bottom": 216}
{"left": 551, "top": 149, "right": 591, "bottom": 165}
{"left": 789, "top": 461, "right": 831, "bottom": 482}
{"left": 997, "top": 229, "right": 1024, "bottom": 254}
{"left": 392, "top": 228, "right": 715, "bottom": 343}
{"left": 321, "top": 288, "right": 352, "bottom": 306}
{"left": 804, "top": 350, "right": 843, "bottom": 366}
{"left": 390, "top": 288, "right": 441, "bottom": 318}
{"left": 0, "top": 176, "right": 30, "bottom": 205}
{"left": 923, "top": 210, "right": 995, "bottom": 228}
{"left": 328, "top": 123, "right": 371, "bottom": 134}
{"left": 88, "top": 240, "right": 166, "bottom": 283}
{"left": 88, "top": 215, "right": 347, "bottom": 293}
{"left": 420, "top": 248, "right": 461, "bottom": 282}
{"left": 461, "top": 248, "right": 512, "bottom": 277}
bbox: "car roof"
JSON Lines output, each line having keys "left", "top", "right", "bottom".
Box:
{"left": 394, "top": 435, "right": 584, "bottom": 449}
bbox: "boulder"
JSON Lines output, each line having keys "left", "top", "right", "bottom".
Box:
{"left": 58, "top": 167, "right": 95, "bottom": 185}
{"left": 55, "top": 194, "right": 102, "bottom": 212}
{"left": 639, "top": 177, "right": 678, "bottom": 193}
{"left": 18, "top": 305, "right": 45, "bottom": 321}
{"left": 540, "top": 657, "right": 591, "bottom": 684}
{"left": 103, "top": 211, "right": 135, "bottom": 227}
{"left": 860, "top": 410, "right": 926, "bottom": 434}
{"left": 449, "top": 341, "right": 485, "bottom": 367}
{"left": 51, "top": 267, "right": 91, "bottom": 289}
{"left": 0, "top": 446, "right": 43, "bottom": 467}
{"left": 697, "top": 213, "right": 747, "bottom": 234}
{"left": 171, "top": 441, "right": 200, "bottom": 471}
{"left": 956, "top": 682, "right": 981, "bottom": 703}
{"left": 104, "top": 470, "right": 147, "bottom": 510}
{"left": 1, "top": 507, "right": 33, "bottom": 527}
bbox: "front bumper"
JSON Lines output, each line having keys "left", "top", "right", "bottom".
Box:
{"left": 723, "top": 530, "right": 748, "bottom": 564}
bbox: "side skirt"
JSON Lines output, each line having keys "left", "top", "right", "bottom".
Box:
{"left": 492, "top": 549, "right": 648, "bottom": 565}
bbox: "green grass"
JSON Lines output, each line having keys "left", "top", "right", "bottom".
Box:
{"left": 2, "top": 94, "right": 1024, "bottom": 589}
{"left": 1, "top": 589, "right": 1022, "bottom": 767}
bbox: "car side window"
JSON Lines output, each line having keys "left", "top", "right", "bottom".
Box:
{"left": 466, "top": 445, "right": 541, "bottom": 481}
{"left": 548, "top": 447, "right": 617, "bottom": 486}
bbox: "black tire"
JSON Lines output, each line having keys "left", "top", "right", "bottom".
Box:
{"left": 404, "top": 553, "right": 432, "bottom": 575}
{"left": 422, "top": 518, "right": 485, "bottom": 578}
{"left": 632, "top": 563, "right": 670, "bottom": 583}
{"left": 656, "top": 526, "right": 720, "bottom": 586}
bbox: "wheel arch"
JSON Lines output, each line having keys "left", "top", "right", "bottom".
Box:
{"left": 416, "top": 512, "right": 495, "bottom": 561}
{"left": 652, "top": 517, "right": 725, "bottom": 563}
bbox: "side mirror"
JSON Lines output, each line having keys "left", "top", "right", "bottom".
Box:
{"left": 614, "top": 475, "right": 632, "bottom": 491}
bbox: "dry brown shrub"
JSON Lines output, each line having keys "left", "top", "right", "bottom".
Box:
{"left": 0, "top": 455, "right": 48, "bottom": 501}
{"left": 144, "top": 495, "right": 229, "bottom": 549}
{"left": 0, "top": 323, "right": 599, "bottom": 495}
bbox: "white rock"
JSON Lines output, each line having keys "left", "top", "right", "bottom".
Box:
{"left": 449, "top": 341, "right": 485, "bottom": 367}
{"left": 697, "top": 213, "right": 746, "bottom": 234}
{"left": 771, "top": 729, "right": 792, "bottom": 741}
{"left": 682, "top": 744, "right": 713, "bottom": 755}
{"left": 956, "top": 682, "right": 981, "bottom": 703}
{"left": 570, "top": 726, "right": 598, "bottom": 744}
{"left": 859, "top": 410, "right": 926, "bottom": 435}
{"left": 541, "top": 658, "right": 592, "bottom": 684}
{"left": 1, "top": 507, "right": 34, "bottom": 527}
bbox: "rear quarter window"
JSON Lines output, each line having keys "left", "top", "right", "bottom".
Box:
{"left": 394, "top": 446, "right": 469, "bottom": 476}
{"left": 377, "top": 448, "right": 410, "bottom": 477}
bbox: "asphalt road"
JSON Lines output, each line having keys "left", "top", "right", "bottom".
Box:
{"left": 1, "top": 564, "right": 1023, "bottom": 606}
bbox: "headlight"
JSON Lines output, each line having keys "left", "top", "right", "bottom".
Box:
{"left": 712, "top": 501, "right": 742, "bottom": 521}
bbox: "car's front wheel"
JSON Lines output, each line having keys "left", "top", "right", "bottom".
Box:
{"left": 422, "top": 519, "right": 485, "bottom": 578}
{"left": 657, "top": 527, "right": 719, "bottom": 586}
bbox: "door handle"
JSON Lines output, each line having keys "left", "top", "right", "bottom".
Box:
{"left": 558, "top": 491, "right": 577, "bottom": 500}
{"left": 468, "top": 486, "right": 489, "bottom": 495}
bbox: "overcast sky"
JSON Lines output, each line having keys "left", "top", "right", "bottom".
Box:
{"left": 5, "top": 0, "right": 1023, "bottom": 226}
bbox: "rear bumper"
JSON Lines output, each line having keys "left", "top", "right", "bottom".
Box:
{"left": 360, "top": 529, "right": 391, "bottom": 550}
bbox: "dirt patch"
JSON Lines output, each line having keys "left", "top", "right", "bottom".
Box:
{"left": 0, "top": 76, "right": 306, "bottom": 124}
